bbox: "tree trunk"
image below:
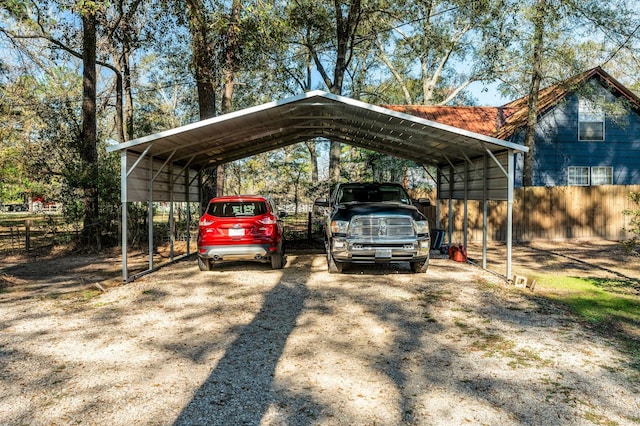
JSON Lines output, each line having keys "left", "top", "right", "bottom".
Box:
{"left": 186, "top": 0, "right": 217, "bottom": 120}
{"left": 122, "top": 43, "right": 134, "bottom": 141}
{"left": 116, "top": 0, "right": 139, "bottom": 141}
{"left": 316, "top": 0, "right": 362, "bottom": 187}
{"left": 329, "top": 141, "right": 341, "bottom": 184}
{"left": 220, "top": 0, "right": 241, "bottom": 114}
{"left": 81, "top": 7, "right": 100, "bottom": 247}
{"left": 185, "top": 0, "right": 220, "bottom": 199}
{"left": 113, "top": 58, "right": 125, "bottom": 142}
{"left": 305, "top": 141, "right": 318, "bottom": 182}
{"left": 218, "top": 0, "right": 243, "bottom": 196}
{"left": 523, "top": 0, "right": 546, "bottom": 187}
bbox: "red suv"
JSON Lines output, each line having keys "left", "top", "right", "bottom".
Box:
{"left": 197, "top": 195, "right": 286, "bottom": 270}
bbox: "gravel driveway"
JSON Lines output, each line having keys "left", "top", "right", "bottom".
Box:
{"left": 1, "top": 250, "right": 639, "bottom": 425}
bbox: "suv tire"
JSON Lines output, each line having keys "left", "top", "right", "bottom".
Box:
{"left": 271, "top": 252, "right": 284, "bottom": 269}
{"left": 198, "top": 256, "right": 212, "bottom": 271}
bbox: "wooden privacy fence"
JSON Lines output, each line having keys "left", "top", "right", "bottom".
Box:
{"left": 427, "top": 185, "right": 640, "bottom": 243}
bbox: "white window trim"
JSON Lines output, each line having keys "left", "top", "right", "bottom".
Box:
{"left": 578, "top": 98, "right": 605, "bottom": 142}
{"left": 591, "top": 166, "right": 613, "bottom": 185}
{"left": 568, "top": 166, "right": 590, "bottom": 186}
{"left": 567, "top": 166, "right": 613, "bottom": 186}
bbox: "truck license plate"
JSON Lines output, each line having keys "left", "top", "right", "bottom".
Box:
{"left": 228, "top": 228, "right": 245, "bottom": 236}
{"left": 375, "top": 249, "right": 392, "bottom": 258}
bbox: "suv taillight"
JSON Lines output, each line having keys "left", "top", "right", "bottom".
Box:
{"left": 199, "top": 217, "right": 215, "bottom": 227}
{"left": 254, "top": 215, "right": 277, "bottom": 235}
{"left": 257, "top": 215, "right": 277, "bottom": 225}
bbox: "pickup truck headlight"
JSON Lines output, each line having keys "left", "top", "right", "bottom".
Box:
{"left": 330, "top": 220, "right": 350, "bottom": 235}
{"left": 414, "top": 220, "right": 429, "bottom": 235}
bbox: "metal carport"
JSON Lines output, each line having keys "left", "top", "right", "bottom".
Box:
{"left": 107, "top": 90, "right": 528, "bottom": 281}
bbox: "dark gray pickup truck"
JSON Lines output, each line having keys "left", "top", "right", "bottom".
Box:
{"left": 314, "top": 182, "right": 430, "bottom": 273}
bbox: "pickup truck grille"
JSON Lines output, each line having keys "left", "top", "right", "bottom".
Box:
{"left": 351, "top": 216, "right": 414, "bottom": 237}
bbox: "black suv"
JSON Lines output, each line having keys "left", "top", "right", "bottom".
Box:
{"left": 315, "top": 182, "right": 430, "bottom": 273}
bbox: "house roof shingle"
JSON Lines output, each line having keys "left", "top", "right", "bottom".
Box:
{"left": 382, "top": 105, "right": 518, "bottom": 137}
{"left": 386, "top": 67, "right": 640, "bottom": 141}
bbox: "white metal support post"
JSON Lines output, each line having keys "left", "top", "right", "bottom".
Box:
{"left": 506, "top": 150, "right": 515, "bottom": 280}
{"left": 148, "top": 156, "right": 154, "bottom": 271}
{"left": 448, "top": 167, "right": 454, "bottom": 245}
{"left": 198, "top": 169, "right": 204, "bottom": 216}
{"left": 481, "top": 143, "right": 516, "bottom": 279}
{"left": 120, "top": 151, "right": 128, "bottom": 281}
{"left": 482, "top": 154, "right": 488, "bottom": 269}
{"left": 169, "top": 163, "right": 174, "bottom": 261}
{"left": 185, "top": 169, "right": 191, "bottom": 255}
{"left": 435, "top": 170, "right": 441, "bottom": 232}
{"left": 463, "top": 161, "right": 469, "bottom": 249}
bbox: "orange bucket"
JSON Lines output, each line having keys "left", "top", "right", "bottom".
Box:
{"left": 449, "top": 245, "right": 467, "bottom": 262}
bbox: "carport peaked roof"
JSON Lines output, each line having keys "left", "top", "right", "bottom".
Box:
{"left": 107, "top": 90, "right": 527, "bottom": 167}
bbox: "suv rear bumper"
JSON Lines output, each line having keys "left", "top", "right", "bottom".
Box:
{"left": 330, "top": 236, "right": 430, "bottom": 263}
{"left": 198, "top": 244, "right": 275, "bottom": 262}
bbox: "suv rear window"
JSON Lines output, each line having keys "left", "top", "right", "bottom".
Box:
{"left": 206, "top": 201, "right": 267, "bottom": 217}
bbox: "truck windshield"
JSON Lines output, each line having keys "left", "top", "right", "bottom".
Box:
{"left": 337, "top": 185, "right": 409, "bottom": 204}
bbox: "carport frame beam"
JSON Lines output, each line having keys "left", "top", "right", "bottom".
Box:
{"left": 121, "top": 151, "right": 128, "bottom": 282}
{"left": 507, "top": 150, "right": 515, "bottom": 280}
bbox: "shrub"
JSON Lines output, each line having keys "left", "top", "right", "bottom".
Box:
{"left": 622, "top": 192, "right": 640, "bottom": 254}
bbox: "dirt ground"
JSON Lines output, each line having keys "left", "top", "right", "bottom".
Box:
{"left": 2, "top": 239, "right": 637, "bottom": 299}
{"left": 0, "top": 240, "right": 639, "bottom": 425}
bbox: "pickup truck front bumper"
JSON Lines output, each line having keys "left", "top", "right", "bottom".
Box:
{"left": 330, "top": 236, "right": 430, "bottom": 263}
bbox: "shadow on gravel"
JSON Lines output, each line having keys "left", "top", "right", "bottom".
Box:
{"left": 173, "top": 256, "right": 312, "bottom": 425}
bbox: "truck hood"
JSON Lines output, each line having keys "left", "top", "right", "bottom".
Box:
{"left": 332, "top": 202, "right": 426, "bottom": 221}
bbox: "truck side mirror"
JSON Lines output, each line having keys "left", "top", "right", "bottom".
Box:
{"left": 314, "top": 198, "right": 329, "bottom": 207}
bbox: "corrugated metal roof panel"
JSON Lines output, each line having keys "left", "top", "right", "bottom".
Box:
{"left": 108, "top": 91, "right": 527, "bottom": 170}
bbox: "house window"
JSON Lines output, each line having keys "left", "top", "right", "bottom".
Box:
{"left": 578, "top": 98, "right": 605, "bottom": 141}
{"left": 568, "top": 166, "right": 613, "bottom": 186}
{"left": 568, "top": 166, "right": 590, "bottom": 186}
{"left": 591, "top": 166, "right": 613, "bottom": 185}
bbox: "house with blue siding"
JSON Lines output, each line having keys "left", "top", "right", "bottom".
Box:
{"left": 386, "top": 67, "right": 640, "bottom": 187}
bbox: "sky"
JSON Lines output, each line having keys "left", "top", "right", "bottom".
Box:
{"left": 467, "top": 81, "right": 510, "bottom": 106}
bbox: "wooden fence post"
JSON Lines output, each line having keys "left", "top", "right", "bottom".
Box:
{"left": 25, "top": 220, "right": 31, "bottom": 252}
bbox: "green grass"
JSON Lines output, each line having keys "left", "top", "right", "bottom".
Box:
{"left": 534, "top": 276, "right": 640, "bottom": 326}
{"left": 533, "top": 274, "right": 640, "bottom": 369}
{"left": 582, "top": 411, "right": 618, "bottom": 426}
{"left": 0, "top": 212, "right": 64, "bottom": 227}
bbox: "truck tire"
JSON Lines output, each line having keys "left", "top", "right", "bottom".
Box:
{"left": 410, "top": 260, "right": 427, "bottom": 273}
{"left": 410, "top": 255, "right": 429, "bottom": 273}
{"left": 327, "top": 252, "right": 343, "bottom": 274}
